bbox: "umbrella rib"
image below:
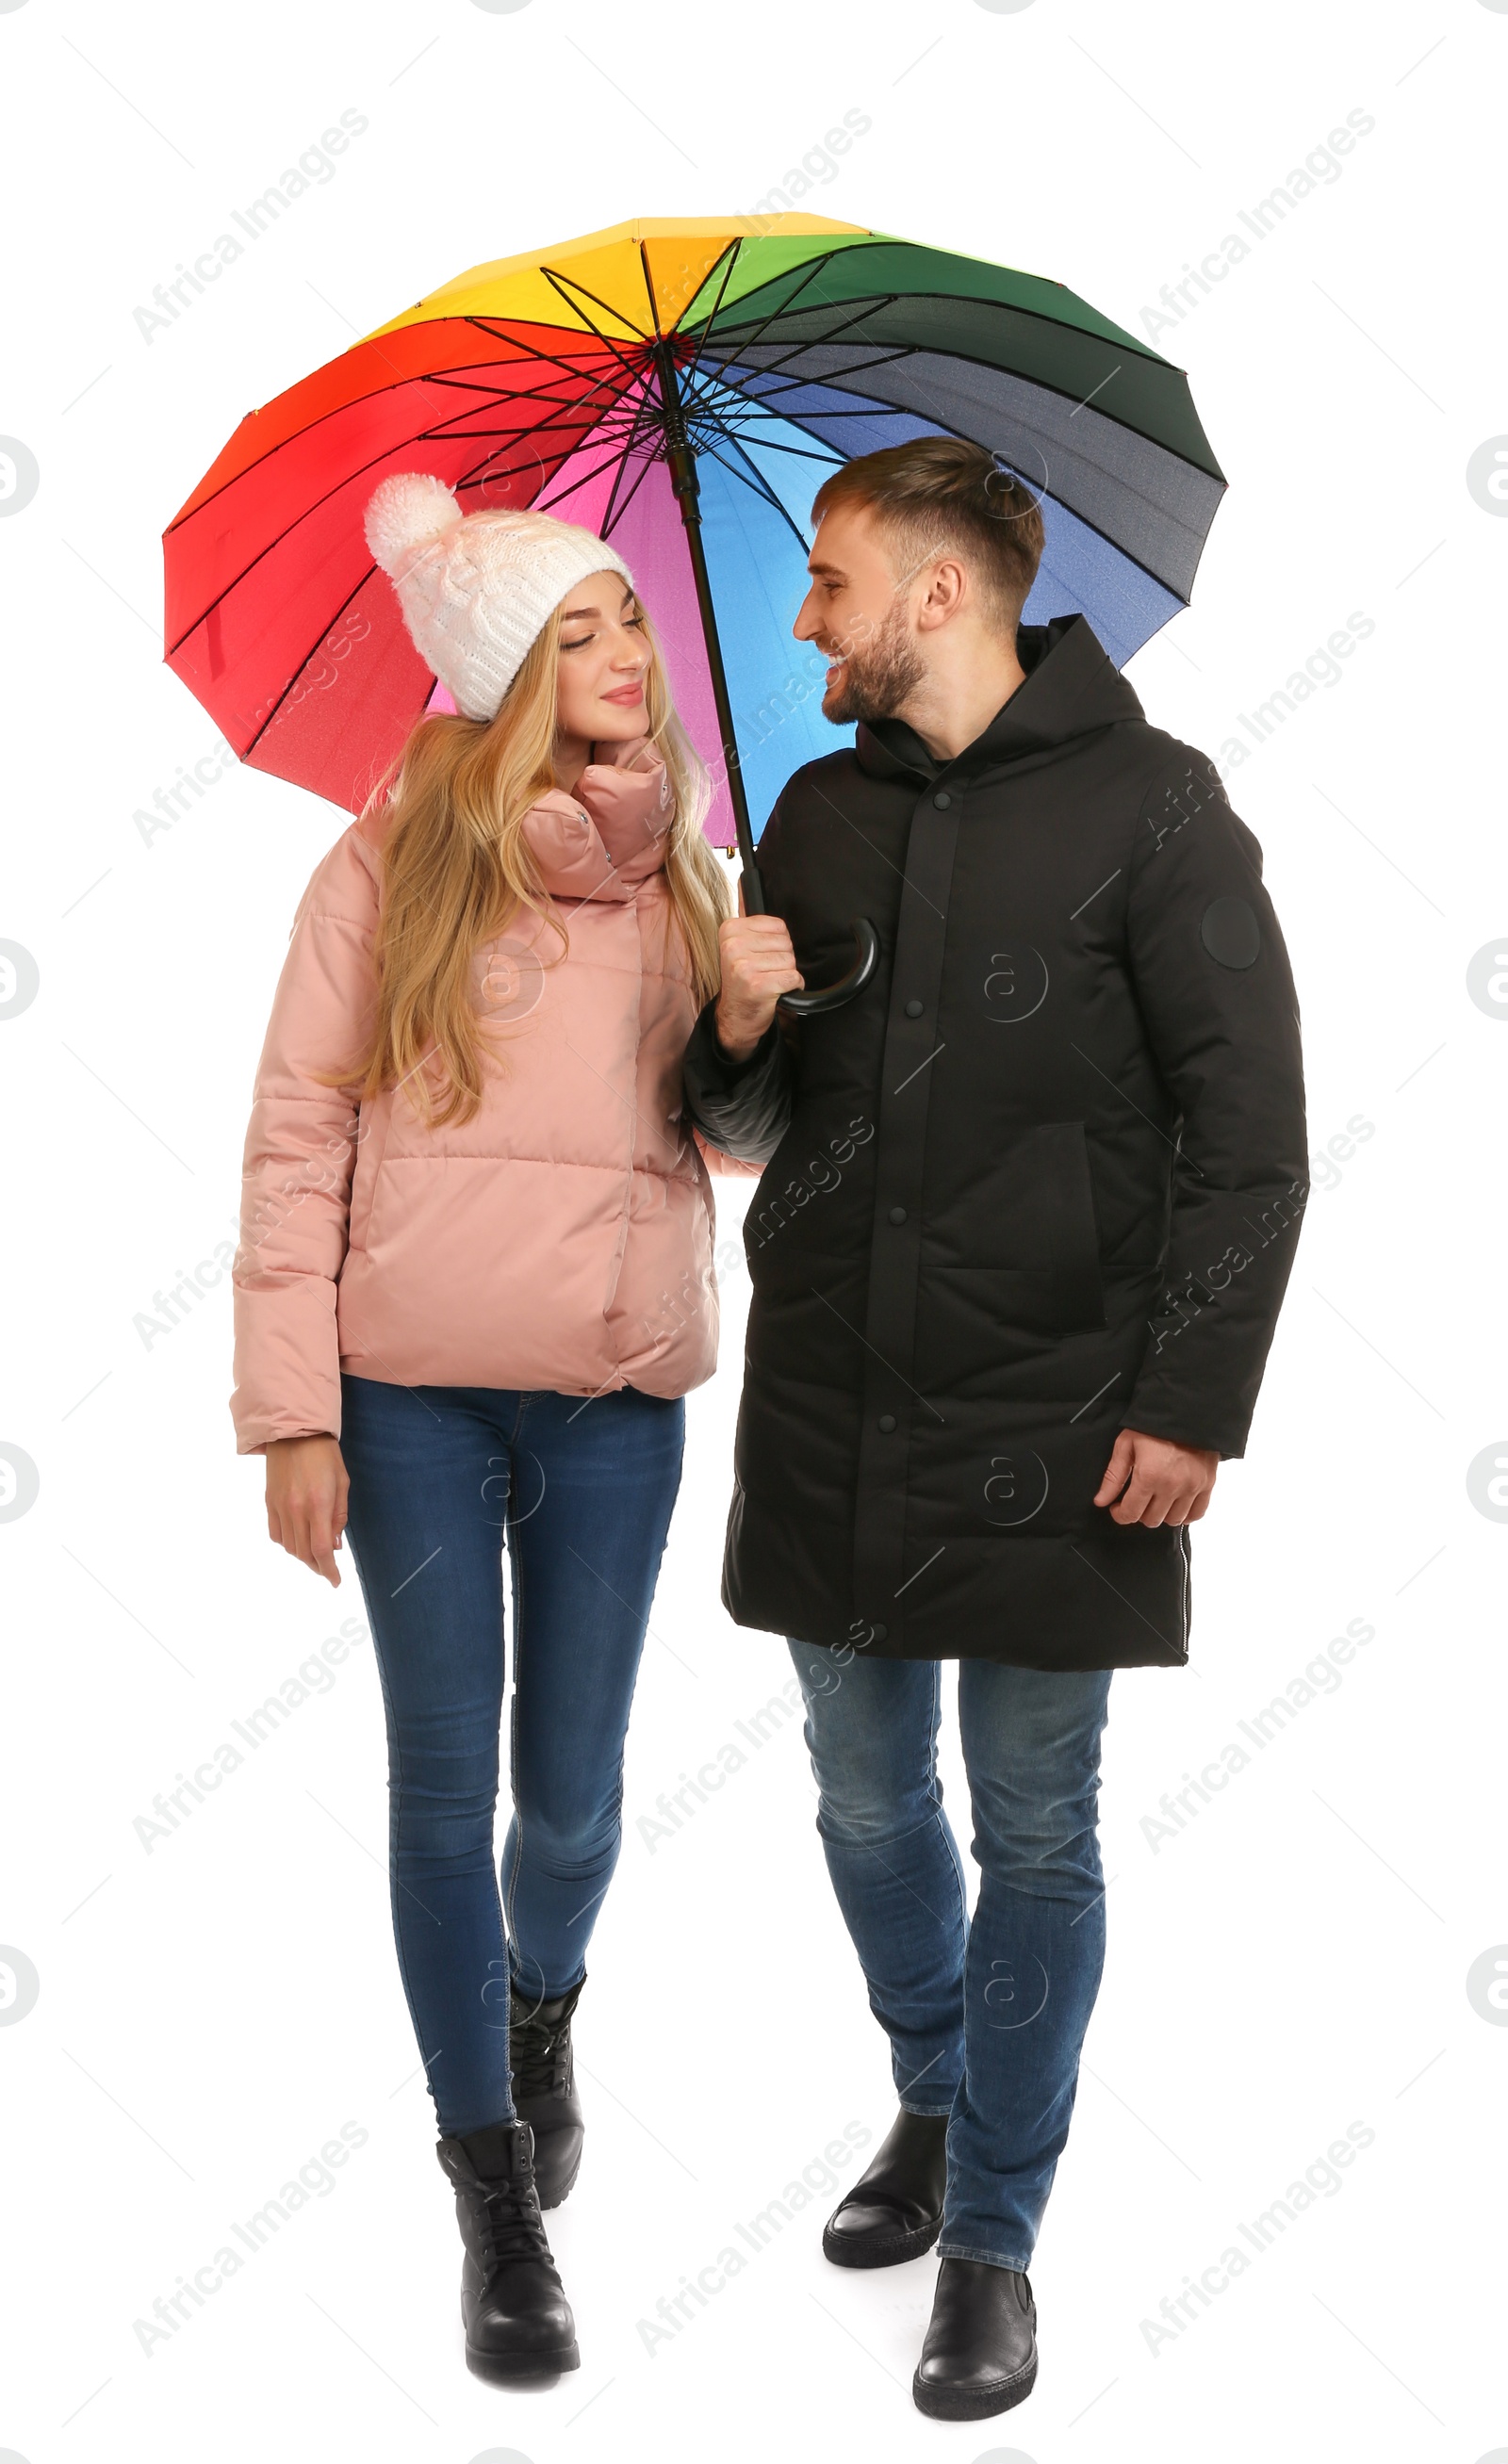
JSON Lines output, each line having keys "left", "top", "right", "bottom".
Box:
{"left": 165, "top": 344, "right": 632, "bottom": 557}
{"left": 405, "top": 367, "right": 591, "bottom": 400}
{"left": 691, "top": 435, "right": 817, "bottom": 554}
{"left": 534, "top": 442, "right": 643, "bottom": 523}
{"left": 591, "top": 373, "right": 671, "bottom": 534}
{"left": 440, "top": 335, "right": 645, "bottom": 441}
{"left": 730, "top": 343, "right": 916, "bottom": 394}
{"left": 704, "top": 253, "right": 1177, "bottom": 373}
{"left": 687, "top": 396, "right": 920, "bottom": 439}
{"left": 595, "top": 437, "right": 666, "bottom": 541}
{"left": 521, "top": 372, "right": 662, "bottom": 535}
{"left": 712, "top": 324, "right": 1215, "bottom": 491}
{"left": 711, "top": 282, "right": 1179, "bottom": 404}
{"left": 668, "top": 239, "right": 743, "bottom": 382}
{"left": 167, "top": 379, "right": 634, "bottom": 659}
{"left": 689, "top": 246, "right": 852, "bottom": 365}
{"left": 172, "top": 262, "right": 1183, "bottom": 533}
{"left": 235, "top": 565, "right": 382, "bottom": 760}
{"left": 164, "top": 321, "right": 633, "bottom": 530}
{"left": 163, "top": 396, "right": 617, "bottom": 657}
{"left": 693, "top": 416, "right": 850, "bottom": 471}
{"left": 707, "top": 298, "right": 910, "bottom": 387}
{"left": 581, "top": 416, "right": 657, "bottom": 539}
{"left": 232, "top": 397, "right": 647, "bottom": 759}
{"left": 538, "top": 266, "right": 652, "bottom": 359}
{"left": 525, "top": 410, "right": 632, "bottom": 502}
{"left": 417, "top": 380, "right": 630, "bottom": 456}
{"left": 260, "top": 384, "right": 637, "bottom": 725}
{"left": 708, "top": 302, "right": 920, "bottom": 388}
{"left": 691, "top": 423, "right": 804, "bottom": 518}
{"left": 460, "top": 313, "right": 645, "bottom": 393}
{"left": 440, "top": 420, "right": 630, "bottom": 516}
{"left": 762, "top": 377, "right": 1199, "bottom": 596}
{"left": 638, "top": 239, "right": 666, "bottom": 341}
{"left": 674, "top": 362, "right": 876, "bottom": 462}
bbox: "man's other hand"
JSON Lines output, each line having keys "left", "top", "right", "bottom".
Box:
{"left": 1094, "top": 1428, "right": 1219, "bottom": 1527}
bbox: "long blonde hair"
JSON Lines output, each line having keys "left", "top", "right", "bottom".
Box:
{"left": 345, "top": 598, "right": 729, "bottom": 1128}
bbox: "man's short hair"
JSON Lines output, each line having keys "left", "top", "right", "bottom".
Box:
{"left": 811, "top": 437, "right": 1045, "bottom": 634}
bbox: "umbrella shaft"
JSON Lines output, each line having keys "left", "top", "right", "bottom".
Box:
{"left": 652, "top": 344, "right": 762, "bottom": 908}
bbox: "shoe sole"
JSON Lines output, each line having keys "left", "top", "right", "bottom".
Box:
{"left": 465, "top": 2339, "right": 581, "bottom": 2384}
{"left": 911, "top": 2352, "right": 1037, "bottom": 2422}
{"left": 823, "top": 2215, "right": 942, "bottom": 2269}
{"left": 534, "top": 2148, "right": 583, "bottom": 2211}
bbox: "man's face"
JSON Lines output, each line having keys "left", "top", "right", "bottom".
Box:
{"left": 794, "top": 500, "right": 926, "bottom": 726}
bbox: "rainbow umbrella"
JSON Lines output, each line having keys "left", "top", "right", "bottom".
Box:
{"left": 164, "top": 216, "right": 1223, "bottom": 1002}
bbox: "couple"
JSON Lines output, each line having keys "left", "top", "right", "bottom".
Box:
{"left": 230, "top": 437, "right": 1306, "bottom": 2422}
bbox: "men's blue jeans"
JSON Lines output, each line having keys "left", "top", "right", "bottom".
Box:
{"left": 340, "top": 1373, "right": 684, "bottom": 2140}
{"left": 787, "top": 1643, "right": 1112, "bottom": 2271}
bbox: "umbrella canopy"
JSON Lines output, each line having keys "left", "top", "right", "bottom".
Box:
{"left": 163, "top": 215, "right": 1224, "bottom": 847}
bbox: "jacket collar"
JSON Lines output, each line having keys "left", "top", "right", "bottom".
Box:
{"left": 522, "top": 735, "right": 673, "bottom": 904}
{"left": 853, "top": 614, "right": 1144, "bottom": 787}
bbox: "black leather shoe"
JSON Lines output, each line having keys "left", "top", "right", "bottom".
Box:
{"left": 912, "top": 2258, "right": 1038, "bottom": 2420}
{"left": 823, "top": 2109, "right": 950, "bottom": 2268}
{"left": 509, "top": 1975, "right": 586, "bottom": 2209}
{"left": 435, "top": 2119, "right": 579, "bottom": 2382}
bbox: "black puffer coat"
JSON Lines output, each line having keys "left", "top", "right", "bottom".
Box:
{"left": 683, "top": 616, "right": 1307, "bottom": 1670}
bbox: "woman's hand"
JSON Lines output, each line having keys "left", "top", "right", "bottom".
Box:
{"left": 265, "top": 1435, "right": 350, "bottom": 1586}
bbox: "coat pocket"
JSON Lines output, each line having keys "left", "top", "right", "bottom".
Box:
{"left": 930, "top": 1118, "right": 1106, "bottom": 1335}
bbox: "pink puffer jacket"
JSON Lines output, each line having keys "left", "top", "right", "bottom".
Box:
{"left": 230, "top": 737, "right": 747, "bottom": 1453}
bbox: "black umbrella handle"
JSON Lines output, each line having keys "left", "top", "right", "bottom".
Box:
{"left": 738, "top": 854, "right": 877, "bottom": 1018}
{"left": 779, "top": 917, "right": 881, "bottom": 1018}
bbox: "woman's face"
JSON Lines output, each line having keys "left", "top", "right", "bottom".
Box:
{"left": 554, "top": 569, "right": 651, "bottom": 748}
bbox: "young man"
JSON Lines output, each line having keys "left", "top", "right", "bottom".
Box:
{"left": 681, "top": 438, "right": 1307, "bottom": 2423}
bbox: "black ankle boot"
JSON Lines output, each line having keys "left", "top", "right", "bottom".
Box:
{"left": 822, "top": 2108, "right": 950, "bottom": 2267}
{"left": 912, "top": 2257, "right": 1038, "bottom": 2420}
{"left": 508, "top": 1975, "right": 585, "bottom": 2210}
{"left": 434, "top": 2118, "right": 579, "bottom": 2382}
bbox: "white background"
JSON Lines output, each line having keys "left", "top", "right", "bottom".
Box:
{"left": 1, "top": 3, "right": 1503, "bottom": 2459}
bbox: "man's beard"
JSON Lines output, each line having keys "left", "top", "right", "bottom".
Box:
{"left": 820, "top": 602, "right": 926, "bottom": 726}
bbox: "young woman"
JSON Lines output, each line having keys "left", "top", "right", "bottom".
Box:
{"left": 230, "top": 473, "right": 736, "bottom": 2384}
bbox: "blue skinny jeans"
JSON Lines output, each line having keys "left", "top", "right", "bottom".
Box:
{"left": 787, "top": 1642, "right": 1112, "bottom": 2271}
{"left": 340, "top": 1372, "right": 684, "bottom": 2140}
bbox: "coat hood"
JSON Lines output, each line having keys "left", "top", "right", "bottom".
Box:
{"left": 854, "top": 613, "right": 1145, "bottom": 785}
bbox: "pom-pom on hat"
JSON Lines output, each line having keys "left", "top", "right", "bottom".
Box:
{"left": 364, "top": 472, "right": 634, "bottom": 722}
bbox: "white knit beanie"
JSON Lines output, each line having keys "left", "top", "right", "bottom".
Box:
{"left": 364, "top": 472, "right": 635, "bottom": 722}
